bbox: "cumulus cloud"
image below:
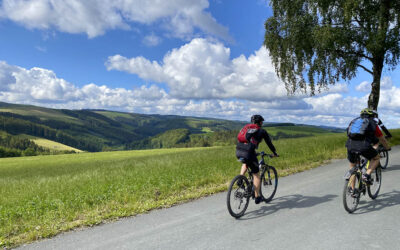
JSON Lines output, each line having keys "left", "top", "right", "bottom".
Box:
{"left": 0, "top": 0, "right": 232, "bottom": 41}
{"left": 0, "top": 61, "right": 82, "bottom": 102}
{"left": 107, "top": 38, "right": 288, "bottom": 101}
{"left": 1, "top": 60, "right": 399, "bottom": 128}
{"left": 356, "top": 77, "right": 393, "bottom": 93}
{"left": 355, "top": 81, "right": 370, "bottom": 92}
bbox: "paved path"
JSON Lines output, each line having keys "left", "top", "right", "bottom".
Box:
{"left": 20, "top": 147, "right": 400, "bottom": 250}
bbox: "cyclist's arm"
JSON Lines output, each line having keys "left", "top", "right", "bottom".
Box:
{"left": 262, "top": 130, "right": 278, "bottom": 156}
{"left": 374, "top": 118, "right": 392, "bottom": 137}
{"left": 378, "top": 119, "right": 392, "bottom": 138}
{"left": 378, "top": 135, "right": 391, "bottom": 150}
{"left": 375, "top": 125, "right": 390, "bottom": 150}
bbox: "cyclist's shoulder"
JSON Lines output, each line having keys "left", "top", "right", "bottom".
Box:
{"left": 258, "top": 128, "right": 269, "bottom": 135}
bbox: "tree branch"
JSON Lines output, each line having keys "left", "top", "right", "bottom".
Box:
{"left": 334, "top": 49, "right": 373, "bottom": 61}
{"left": 357, "top": 64, "right": 373, "bottom": 75}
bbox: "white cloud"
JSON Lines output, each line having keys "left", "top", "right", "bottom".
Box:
{"left": 0, "top": 61, "right": 82, "bottom": 102}
{"left": 1, "top": 60, "right": 400, "bottom": 128}
{"left": 107, "top": 38, "right": 288, "bottom": 101}
{"left": 0, "top": 0, "right": 232, "bottom": 41}
{"left": 142, "top": 33, "right": 162, "bottom": 47}
{"left": 355, "top": 77, "right": 393, "bottom": 92}
{"left": 355, "top": 81, "right": 370, "bottom": 92}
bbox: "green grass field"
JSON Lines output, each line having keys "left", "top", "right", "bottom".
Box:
{"left": 265, "top": 125, "right": 335, "bottom": 136}
{"left": 1, "top": 130, "right": 399, "bottom": 248}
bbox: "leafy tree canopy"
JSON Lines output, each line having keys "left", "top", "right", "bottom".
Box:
{"left": 264, "top": 0, "right": 400, "bottom": 109}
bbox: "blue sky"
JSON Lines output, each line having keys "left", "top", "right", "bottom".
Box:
{"left": 0, "top": 0, "right": 399, "bottom": 128}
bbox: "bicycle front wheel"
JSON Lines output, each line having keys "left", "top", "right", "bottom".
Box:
{"left": 379, "top": 150, "right": 389, "bottom": 169}
{"left": 227, "top": 175, "right": 250, "bottom": 218}
{"left": 343, "top": 172, "right": 361, "bottom": 213}
{"left": 368, "top": 167, "right": 382, "bottom": 199}
{"left": 260, "top": 166, "right": 278, "bottom": 203}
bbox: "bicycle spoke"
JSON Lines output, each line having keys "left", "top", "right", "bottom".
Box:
{"left": 260, "top": 166, "right": 278, "bottom": 203}
{"left": 227, "top": 175, "right": 250, "bottom": 218}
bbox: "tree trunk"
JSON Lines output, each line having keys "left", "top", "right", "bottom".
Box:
{"left": 368, "top": 1, "right": 391, "bottom": 111}
{"left": 368, "top": 60, "right": 383, "bottom": 110}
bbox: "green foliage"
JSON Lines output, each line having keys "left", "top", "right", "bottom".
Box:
{"left": 0, "top": 103, "right": 247, "bottom": 152}
{"left": 149, "top": 129, "right": 190, "bottom": 148}
{"left": 0, "top": 102, "right": 344, "bottom": 153}
{"left": 0, "top": 131, "right": 51, "bottom": 157}
{"left": 264, "top": 0, "right": 400, "bottom": 108}
{"left": 128, "top": 124, "right": 343, "bottom": 149}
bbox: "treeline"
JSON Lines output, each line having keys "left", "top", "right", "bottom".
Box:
{"left": 0, "top": 133, "right": 76, "bottom": 158}
{"left": 0, "top": 113, "right": 102, "bottom": 151}
{"left": 0, "top": 133, "right": 46, "bottom": 157}
{"left": 127, "top": 129, "right": 315, "bottom": 149}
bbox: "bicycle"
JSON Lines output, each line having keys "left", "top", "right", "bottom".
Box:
{"left": 342, "top": 152, "right": 382, "bottom": 213}
{"left": 227, "top": 151, "right": 278, "bottom": 218}
{"left": 378, "top": 145, "right": 389, "bottom": 169}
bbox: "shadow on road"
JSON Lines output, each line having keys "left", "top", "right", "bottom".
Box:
{"left": 353, "top": 190, "right": 400, "bottom": 214}
{"left": 239, "top": 194, "right": 337, "bottom": 220}
{"left": 382, "top": 165, "right": 400, "bottom": 172}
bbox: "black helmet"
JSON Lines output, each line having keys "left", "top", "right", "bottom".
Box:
{"left": 251, "top": 115, "right": 264, "bottom": 124}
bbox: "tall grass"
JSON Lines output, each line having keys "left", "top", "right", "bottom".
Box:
{"left": 1, "top": 131, "right": 399, "bottom": 248}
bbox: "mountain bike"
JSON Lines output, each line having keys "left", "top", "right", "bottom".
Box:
{"left": 342, "top": 152, "right": 382, "bottom": 213}
{"left": 227, "top": 152, "right": 278, "bottom": 218}
{"left": 378, "top": 145, "right": 389, "bottom": 169}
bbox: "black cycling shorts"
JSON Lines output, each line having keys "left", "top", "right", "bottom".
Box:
{"left": 236, "top": 142, "right": 259, "bottom": 174}
{"left": 347, "top": 147, "right": 378, "bottom": 163}
{"left": 243, "top": 154, "right": 260, "bottom": 174}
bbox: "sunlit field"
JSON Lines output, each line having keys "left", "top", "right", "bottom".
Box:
{"left": 1, "top": 130, "right": 399, "bottom": 248}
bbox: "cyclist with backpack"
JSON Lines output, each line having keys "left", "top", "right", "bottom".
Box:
{"left": 236, "top": 115, "right": 279, "bottom": 204}
{"left": 346, "top": 108, "right": 391, "bottom": 183}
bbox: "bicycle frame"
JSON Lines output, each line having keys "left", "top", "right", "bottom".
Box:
{"left": 243, "top": 152, "right": 273, "bottom": 196}
{"left": 344, "top": 154, "right": 372, "bottom": 195}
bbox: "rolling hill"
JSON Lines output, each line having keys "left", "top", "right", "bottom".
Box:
{"left": 0, "top": 101, "right": 343, "bottom": 153}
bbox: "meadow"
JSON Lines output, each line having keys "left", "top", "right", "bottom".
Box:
{"left": 1, "top": 131, "right": 399, "bottom": 248}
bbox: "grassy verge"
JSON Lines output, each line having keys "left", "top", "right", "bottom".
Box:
{"left": 1, "top": 131, "right": 399, "bottom": 248}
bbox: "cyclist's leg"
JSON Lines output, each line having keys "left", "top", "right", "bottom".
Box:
{"left": 240, "top": 163, "right": 247, "bottom": 175}
{"left": 347, "top": 149, "right": 357, "bottom": 189}
{"left": 253, "top": 172, "right": 261, "bottom": 197}
{"left": 246, "top": 156, "right": 260, "bottom": 197}
{"left": 363, "top": 147, "right": 380, "bottom": 175}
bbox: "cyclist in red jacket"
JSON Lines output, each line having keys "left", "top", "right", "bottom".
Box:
{"left": 236, "top": 115, "right": 278, "bottom": 204}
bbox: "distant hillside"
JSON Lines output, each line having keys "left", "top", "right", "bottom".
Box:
{"left": 0, "top": 102, "right": 344, "bottom": 153}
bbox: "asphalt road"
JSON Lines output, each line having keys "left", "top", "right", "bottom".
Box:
{"left": 19, "top": 147, "right": 400, "bottom": 250}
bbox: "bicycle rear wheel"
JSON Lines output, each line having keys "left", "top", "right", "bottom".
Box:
{"left": 260, "top": 166, "right": 278, "bottom": 203}
{"left": 367, "top": 167, "right": 382, "bottom": 199}
{"left": 227, "top": 175, "right": 250, "bottom": 218}
{"left": 343, "top": 172, "right": 361, "bottom": 213}
{"left": 379, "top": 150, "right": 389, "bottom": 169}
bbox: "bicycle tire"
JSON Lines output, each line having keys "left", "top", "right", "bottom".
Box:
{"left": 227, "top": 175, "right": 250, "bottom": 218}
{"left": 380, "top": 150, "right": 389, "bottom": 169}
{"left": 367, "top": 167, "right": 382, "bottom": 199}
{"left": 343, "top": 172, "right": 361, "bottom": 213}
{"left": 260, "top": 166, "right": 278, "bottom": 203}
